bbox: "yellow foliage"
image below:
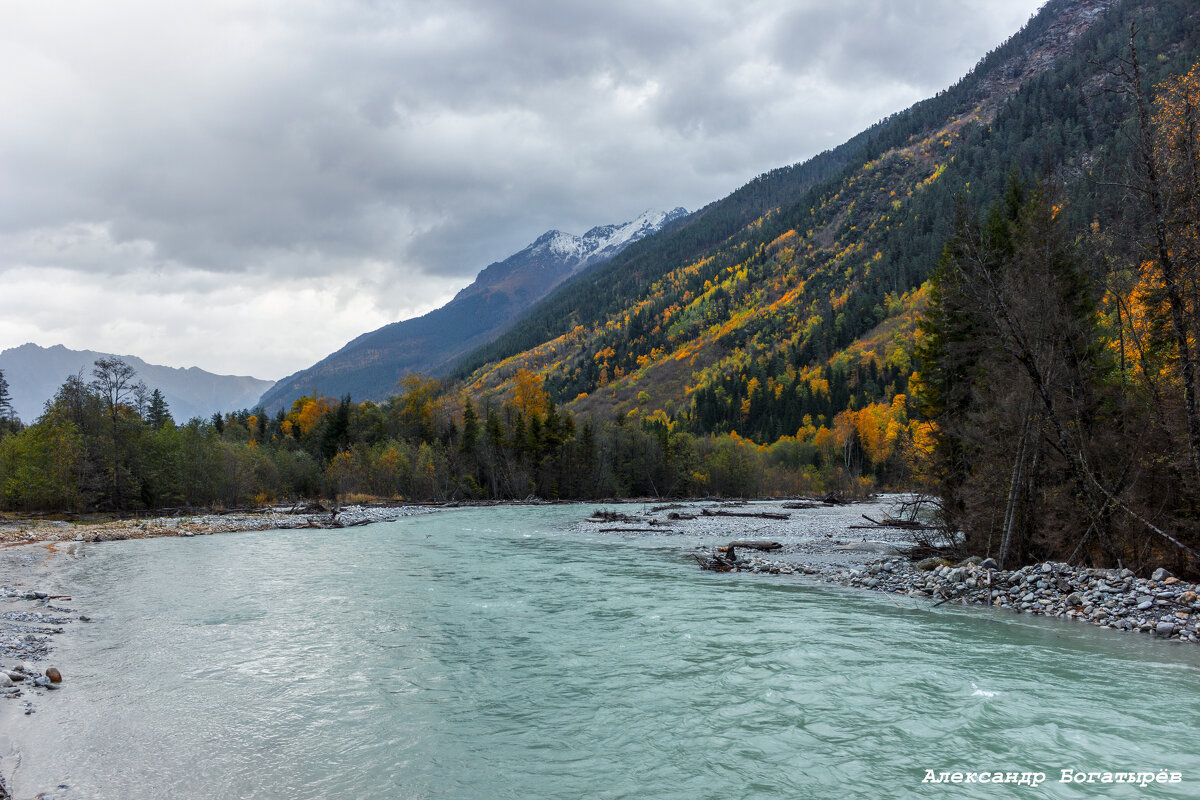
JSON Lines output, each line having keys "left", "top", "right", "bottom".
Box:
{"left": 512, "top": 368, "right": 549, "bottom": 418}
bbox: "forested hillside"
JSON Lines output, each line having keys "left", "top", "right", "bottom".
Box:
{"left": 454, "top": 0, "right": 1197, "bottom": 477}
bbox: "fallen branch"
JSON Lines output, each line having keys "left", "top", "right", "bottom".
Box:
{"left": 851, "top": 514, "right": 937, "bottom": 530}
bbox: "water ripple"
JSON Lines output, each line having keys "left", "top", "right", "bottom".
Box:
{"left": 6, "top": 504, "right": 1199, "bottom": 799}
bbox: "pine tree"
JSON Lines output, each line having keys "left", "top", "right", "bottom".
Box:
{"left": 147, "top": 389, "right": 173, "bottom": 429}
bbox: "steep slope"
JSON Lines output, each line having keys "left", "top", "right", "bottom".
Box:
{"left": 455, "top": 0, "right": 1199, "bottom": 439}
{"left": 0, "top": 343, "right": 274, "bottom": 424}
{"left": 259, "top": 209, "right": 687, "bottom": 411}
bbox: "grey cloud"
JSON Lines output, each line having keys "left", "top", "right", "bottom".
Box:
{"left": 0, "top": 0, "right": 1044, "bottom": 375}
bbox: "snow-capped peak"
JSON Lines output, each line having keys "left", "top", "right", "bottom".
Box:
{"left": 526, "top": 207, "right": 687, "bottom": 272}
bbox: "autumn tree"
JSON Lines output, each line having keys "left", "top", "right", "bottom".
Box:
{"left": 395, "top": 375, "right": 440, "bottom": 441}
{"left": 1112, "top": 33, "right": 1200, "bottom": 488}
{"left": 512, "top": 368, "right": 549, "bottom": 418}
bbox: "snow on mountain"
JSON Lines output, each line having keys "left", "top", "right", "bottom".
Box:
{"left": 530, "top": 208, "right": 688, "bottom": 273}
{"left": 257, "top": 206, "right": 688, "bottom": 410}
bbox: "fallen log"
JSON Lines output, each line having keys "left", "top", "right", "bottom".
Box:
{"left": 599, "top": 527, "right": 677, "bottom": 533}
{"left": 700, "top": 509, "right": 790, "bottom": 520}
{"left": 589, "top": 510, "right": 644, "bottom": 524}
{"left": 726, "top": 540, "right": 782, "bottom": 551}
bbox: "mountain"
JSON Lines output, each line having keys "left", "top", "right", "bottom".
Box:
{"left": 258, "top": 208, "right": 688, "bottom": 411}
{"left": 0, "top": 343, "right": 275, "bottom": 424}
{"left": 451, "top": 0, "right": 1199, "bottom": 438}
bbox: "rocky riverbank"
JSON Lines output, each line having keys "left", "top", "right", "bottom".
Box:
{"left": 718, "top": 550, "right": 1200, "bottom": 642}
{"left": 0, "top": 580, "right": 76, "bottom": 800}
{"left": 0, "top": 578, "right": 78, "bottom": 712}
{"left": 574, "top": 498, "right": 1200, "bottom": 644}
{"left": 0, "top": 503, "right": 436, "bottom": 547}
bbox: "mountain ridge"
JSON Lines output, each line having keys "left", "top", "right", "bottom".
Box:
{"left": 257, "top": 208, "right": 687, "bottom": 411}
{"left": 0, "top": 343, "right": 275, "bottom": 424}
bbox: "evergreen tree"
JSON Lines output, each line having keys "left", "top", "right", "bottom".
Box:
{"left": 147, "top": 389, "right": 174, "bottom": 429}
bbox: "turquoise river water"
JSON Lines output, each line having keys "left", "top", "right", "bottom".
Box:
{"left": 3, "top": 504, "right": 1200, "bottom": 799}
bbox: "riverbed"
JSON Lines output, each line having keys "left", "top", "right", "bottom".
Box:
{"left": 3, "top": 502, "right": 1199, "bottom": 799}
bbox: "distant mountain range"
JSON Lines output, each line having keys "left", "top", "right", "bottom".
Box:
{"left": 0, "top": 343, "right": 275, "bottom": 424}
{"left": 258, "top": 208, "right": 688, "bottom": 411}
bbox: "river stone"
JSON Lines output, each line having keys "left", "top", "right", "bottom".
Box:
{"left": 45, "top": 667, "right": 62, "bottom": 684}
{"left": 1066, "top": 593, "right": 1085, "bottom": 606}
{"left": 1156, "top": 621, "right": 1176, "bottom": 637}
{"left": 978, "top": 558, "right": 998, "bottom": 570}
{"left": 1151, "top": 567, "right": 1172, "bottom": 582}
{"left": 1138, "top": 600, "right": 1154, "bottom": 611}
{"left": 1041, "top": 562, "right": 1053, "bottom": 573}
{"left": 0, "top": 674, "right": 11, "bottom": 688}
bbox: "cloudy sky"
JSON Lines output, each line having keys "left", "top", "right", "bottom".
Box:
{"left": 1, "top": 0, "right": 1044, "bottom": 380}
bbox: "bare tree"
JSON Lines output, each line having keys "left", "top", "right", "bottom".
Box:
{"left": 91, "top": 357, "right": 137, "bottom": 507}
{"left": 0, "top": 367, "right": 13, "bottom": 423}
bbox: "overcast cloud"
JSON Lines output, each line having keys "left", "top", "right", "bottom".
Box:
{"left": 0, "top": 0, "right": 1044, "bottom": 379}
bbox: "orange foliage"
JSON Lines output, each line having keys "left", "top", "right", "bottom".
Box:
{"left": 288, "top": 395, "right": 338, "bottom": 436}
{"left": 512, "top": 368, "right": 549, "bottom": 417}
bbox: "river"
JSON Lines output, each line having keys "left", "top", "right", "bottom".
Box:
{"left": 3, "top": 503, "right": 1198, "bottom": 798}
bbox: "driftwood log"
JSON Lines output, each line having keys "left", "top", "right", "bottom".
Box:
{"left": 700, "top": 509, "right": 790, "bottom": 520}
{"left": 696, "top": 539, "right": 783, "bottom": 569}
{"left": 726, "top": 540, "right": 783, "bottom": 551}
{"left": 599, "top": 527, "right": 677, "bottom": 533}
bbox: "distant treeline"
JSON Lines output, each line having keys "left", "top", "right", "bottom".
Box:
{"left": 0, "top": 367, "right": 909, "bottom": 512}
